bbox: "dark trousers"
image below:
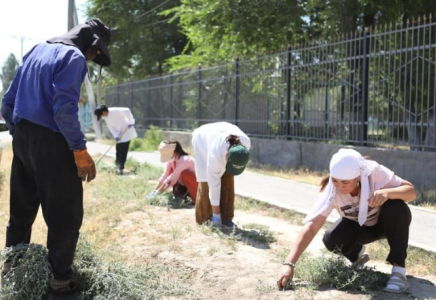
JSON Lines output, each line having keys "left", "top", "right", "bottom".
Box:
{"left": 323, "top": 199, "right": 412, "bottom": 267}
{"left": 5, "top": 120, "right": 83, "bottom": 280}
{"left": 115, "top": 141, "right": 130, "bottom": 170}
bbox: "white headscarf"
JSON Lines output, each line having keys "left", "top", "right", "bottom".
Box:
{"left": 303, "top": 149, "right": 376, "bottom": 226}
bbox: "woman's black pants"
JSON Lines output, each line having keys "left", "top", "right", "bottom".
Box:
{"left": 115, "top": 141, "right": 130, "bottom": 170}
{"left": 323, "top": 199, "right": 412, "bottom": 267}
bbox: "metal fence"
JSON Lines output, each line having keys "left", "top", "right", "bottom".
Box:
{"left": 106, "top": 16, "right": 436, "bottom": 151}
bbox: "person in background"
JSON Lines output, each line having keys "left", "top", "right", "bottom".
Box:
{"left": 94, "top": 105, "right": 137, "bottom": 175}
{"left": 1, "top": 19, "right": 111, "bottom": 299}
{"left": 277, "top": 148, "right": 416, "bottom": 294}
{"left": 192, "top": 122, "right": 251, "bottom": 228}
{"left": 147, "top": 141, "right": 198, "bottom": 203}
{"left": 78, "top": 97, "right": 86, "bottom": 133}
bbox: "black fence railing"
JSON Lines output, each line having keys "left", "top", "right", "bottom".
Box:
{"left": 106, "top": 16, "right": 436, "bottom": 151}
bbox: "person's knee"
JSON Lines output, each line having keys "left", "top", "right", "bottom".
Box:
{"left": 323, "top": 231, "right": 339, "bottom": 252}
{"left": 382, "top": 199, "right": 410, "bottom": 216}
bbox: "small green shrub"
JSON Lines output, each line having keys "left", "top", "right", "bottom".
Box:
{"left": 294, "top": 252, "right": 388, "bottom": 292}
{"left": 145, "top": 192, "right": 191, "bottom": 209}
{"left": 129, "top": 125, "right": 163, "bottom": 152}
{"left": 242, "top": 223, "right": 276, "bottom": 244}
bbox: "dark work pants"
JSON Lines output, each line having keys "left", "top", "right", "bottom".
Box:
{"left": 323, "top": 199, "right": 412, "bottom": 267}
{"left": 115, "top": 141, "right": 130, "bottom": 170}
{"left": 6, "top": 120, "right": 83, "bottom": 280}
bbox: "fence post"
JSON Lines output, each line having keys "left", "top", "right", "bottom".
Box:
{"left": 235, "top": 57, "right": 240, "bottom": 126}
{"left": 198, "top": 64, "right": 202, "bottom": 127}
{"left": 170, "top": 73, "right": 173, "bottom": 129}
{"left": 361, "top": 27, "right": 371, "bottom": 145}
{"left": 286, "top": 46, "right": 292, "bottom": 139}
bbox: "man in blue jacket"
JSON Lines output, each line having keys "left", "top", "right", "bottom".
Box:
{"left": 1, "top": 19, "right": 111, "bottom": 299}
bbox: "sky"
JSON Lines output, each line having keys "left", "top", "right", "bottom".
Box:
{"left": 0, "top": 0, "right": 89, "bottom": 90}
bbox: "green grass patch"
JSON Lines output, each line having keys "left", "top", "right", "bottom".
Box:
{"left": 242, "top": 223, "right": 276, "bottom": 244}
{"left": 144, "top": 193, "right": 192, "bottom": 209}
{"left": 277, "top": 250, "right": 388, "bottom": 292}
{"left": 413, "top": 188, "right": 436, "bottom": 209}
{"left": 129, "top": 125, "right": 163, "bottom": 152}
{"left": 94, "top": 159, "right": 161, "bottom": 203}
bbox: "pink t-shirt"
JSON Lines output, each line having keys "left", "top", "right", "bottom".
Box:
{"left": 320, "top": 162, "right": 403, "bottom": 226}
{"left": 159, "top": 155, "right": 196, "bottom": 188}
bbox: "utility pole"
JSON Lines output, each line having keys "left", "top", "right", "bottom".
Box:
{"left": 68, "top": 0, "right": 103, "bottom": 139}
{"left": 12, "top": 36, "right": 30, "bottom": 63}
{"left": 68, "top": 0, "right": 75, "bottom": 30}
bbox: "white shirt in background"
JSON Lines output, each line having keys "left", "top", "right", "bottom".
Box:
{"left": 104, "top": 107, "right": 138, "bottom": 143}
{"left": 192, "top": 122, "right": 251, "bottom": 205}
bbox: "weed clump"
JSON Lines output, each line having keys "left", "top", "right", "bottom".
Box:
{"left": 294, "top": 253, "right": 388, "bottom": 292}
{"left": 1, "top": 244, "right": 52, "bottom": 300}
{"left": 0, "top": 238, "right": 184, "bottom": 300}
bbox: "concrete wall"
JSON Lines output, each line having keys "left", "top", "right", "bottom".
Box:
{"left": 161, "top": 130, "right": 436, "bottom": 188}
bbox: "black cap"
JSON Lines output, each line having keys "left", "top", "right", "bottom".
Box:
{"left": 86, "top": 19, "right": 111, "bottom": 67}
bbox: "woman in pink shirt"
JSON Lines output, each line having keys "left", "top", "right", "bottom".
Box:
{"left": 147, "top": 141, "right": 198, "bottom": 203}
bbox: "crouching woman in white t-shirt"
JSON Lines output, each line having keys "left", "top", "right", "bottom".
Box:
{"left": 277, "top": 148, "right": 416, "bottom": 294}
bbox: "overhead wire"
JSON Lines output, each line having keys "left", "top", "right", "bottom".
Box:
{"left": 133, "top": 0, "right": 172, "bottom": 21}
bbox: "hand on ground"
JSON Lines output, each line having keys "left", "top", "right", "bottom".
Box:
{"left": 277, "top": 265, "right": 294, "bottom": 290}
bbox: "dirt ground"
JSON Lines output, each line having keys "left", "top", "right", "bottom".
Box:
{"left": 110, "top": 203, "right": 436, "bottom": 300}
{"left": 0, "top": 144, "right": 435, "bottom": 300}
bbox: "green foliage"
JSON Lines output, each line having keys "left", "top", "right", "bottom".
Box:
{"left": 73, "top": 238, "right": 161, "bottom": 300}
{"left": 129, "top": 125, "right": 163, "bottom": 151}
{"left": 0, "top": 238, "right": 191, "bottom": 300}
{"left": 0, "top": 53, "right": 19, "bottom": 95}
{"left": 414, "top": 188, "right": 436, "bottom": 208}
{"left": 86, "top": 0, "right": 188, "bottom": 80}
{"left": 144, "top": 192, "right": 191, "bottom": 209}
{"left": 242, "top": 223, "right": 276, "bottom": 244}
{"left": 294, "top": 252, "right": 388, "bottom": 292}
{"left": 1, "top": 244, "right": 52, "bottom": 300}
{"left": 95, "top": 159, "right": 162, "bottom": 201}
{"left": 163, "top": 0, "right": 307, "bottom": 69}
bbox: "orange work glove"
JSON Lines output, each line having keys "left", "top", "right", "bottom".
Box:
{"left": 73, "top": 148, "right": 97, "bottom": 182}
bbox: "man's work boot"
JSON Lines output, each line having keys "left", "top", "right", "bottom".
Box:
{"left": 48, "top": 279, "right": 79, "bottom": 300}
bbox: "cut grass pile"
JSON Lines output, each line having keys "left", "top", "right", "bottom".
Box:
{"left": 0, "top": 238, "right": 190, "bottom": 300}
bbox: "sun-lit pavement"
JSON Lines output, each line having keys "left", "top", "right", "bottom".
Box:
{"left": 0, "top": 131, "right": 435, "bottom": 253}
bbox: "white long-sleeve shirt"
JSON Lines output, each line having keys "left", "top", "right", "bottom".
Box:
{"left": 103, "top": 107, "right": 138, "bottom": 143}
{"left": 192, "top": 122, "right": 251, "bottom": 206}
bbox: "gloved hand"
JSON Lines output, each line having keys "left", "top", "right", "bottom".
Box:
{"left": 115, "top": 136, "right": 120, "bottom": 142}
{"left": 146, "top": 190, "right": 159, "bottom": 199}
{"left": 128, "top": 124, "right": 134, "bottom": 128}
{"left": 211, "top": 214, "right": 222, "bottom": 227}
{"left": 73, "top": 148, "right": 96, "bottom": 182}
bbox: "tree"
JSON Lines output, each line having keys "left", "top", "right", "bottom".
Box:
{"left": 86, "top": 0, "right": 188, "bottom": 81}
{"left": 163, "top": 0, "right": 308, "bottom": 70}
{"left": 0, "top": 53, "right": 19, "bottom": 97}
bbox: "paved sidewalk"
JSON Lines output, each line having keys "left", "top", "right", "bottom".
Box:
{"left": 86, "top": 141, "right": 436, "bottom": 253}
